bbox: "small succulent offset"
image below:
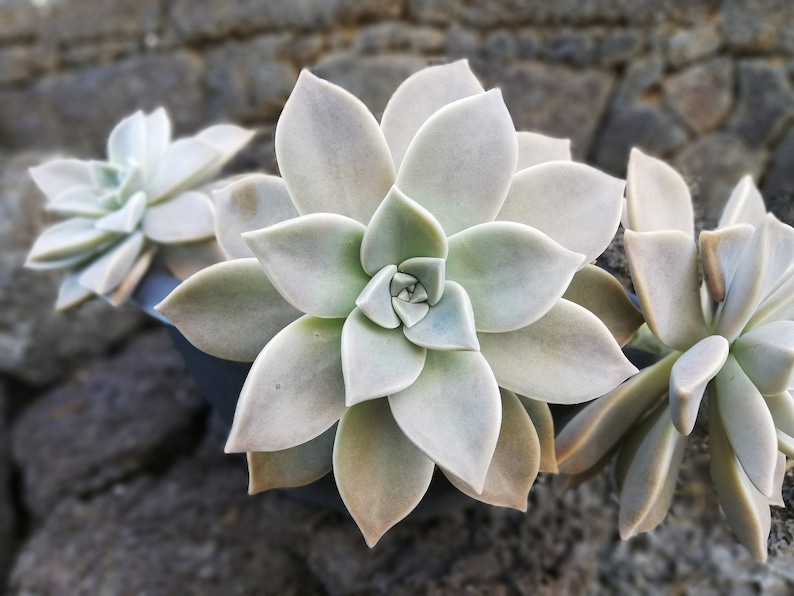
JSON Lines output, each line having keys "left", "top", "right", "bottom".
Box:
{"left": 25, "top": 108, "right": 254, "bottom": 309}
{"left": 556, "top": 149, "right": 794, "bottom": 561}
{"left": 159, "top": 61, "right": 640, "bottom": 545}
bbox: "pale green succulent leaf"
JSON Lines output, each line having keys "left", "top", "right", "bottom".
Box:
{"left": 515, "top": 131, "right": 571, "bottom": 171}
{"left": 669, "top": 335, "right": 729, "bottom": 435}
{"left": 156, "top": 258, "right": 301, "bottom": 362}
{"left": 517, "top": 394, "right": 558, "bottom": 473}
{"left": 110, "top": 245, "right": 156, "bottom": 306}
{"left": 47, "top": 186, "right": 109, "bottom": 217}
{"left": 396, "top": 89, "right": 518, "bottom": 235}
{"left": 107, "top": 110, "right": 147, "bottom": 169}
{"left": 777, "top": 429, "right": 794, "bottom": 458}
{"left": 275, "top": 69, "right": 395, "bottom": 225}
{"left": 146, "top": 138, "right": 222, "bottom": 201}
{"left": 380, "top": 59, "right": 484, "bottom": 171}
{"left": 360, "top": 186, "right": 448, "bottom": 276}
{"left": 392, "top": 298, "right": 429, "bottom": 328}
{"left": 159, "top": 240, "right": 225, "bottom": 281}
{"left": 225, "top": 316, "right": 347, "bottom": 452}
{"left": 713, "top": 355, "right": 779, "bottom": 498}
{"left": 213, "top": 174, "right": 299, "bottom": 259}
{"left": 402, "top": 281, "right": 479, "bottom": 351}
{"left": 398, "top": 257, "right": 445, "bottom": 305}
{"left": 499, "top": 162, "right": 625, "bottom": 265}
{"left": 143, "top": 191, "right": 215, "bottom": 243}
{"left": 625, "top": 148, "right": 694, "bottom": 237}
{"left": 480, "top": 299, "right": 638, "bottom": 405}
{"left": 26, "top": 217, "right": 114, "bottom": 264}
{"left": 29, "top": 159, "right": 93, "bottom": 201}
{"left": 341, "top": 308, "right": 426, "bottom": 406}
{"left": 700, "top": 224, "right": 755, "bottom": 303}
{"left": 247, "top": 425, "right": 335, "bottom": 494}
{"left": 770, "top": 451, "right": 786, "bottom": 507}
{"left": 54, "top": 269, "right": 95, "bottom": 311}
{"left": 443, "top": 388, "right": 539, "bottom": 510}
{"left": 78, "top": 231, "right": 145, "bottom": 295}
{"left": 334, "top": 399, "right": 434, "bottom": 548}
{"left": 243, "top": 213, "right": 370, "bottom": 319}
{"left": 142, "top": 108, "right": 171, "bottom": 173}
{"left": 618, "top": 403, "right": 687, "bottom": 539}
{"left": 749, "top": 273, "right": 794, "bottom": 328}
{"left": 733, "top": 321, "right": 794, "bottom": 396}
{"left": 356, "top": 265, "right": 400, "bottom": 328}
{"left": 197, "top": 124, "right": 256, "bottom": 164}
{"left": 562, "top": 265, "right": 644, "bottom": 347}
{"left": 95, "top": 190, "right": 147, "bottom": 234}
{"left": 718, "top": 175, "right": 767, "bottom": 229}
{"left": 447, "top": 221, "right": 584, "bottom": 332}
{"left": 765, "top": 390, "right": 794, "bottom": 437}
{"left": 388, "top": 349, "right": 501, "bottom": 493}
{"left": 625, "top": 229, "right": 707, "bottom": 351}
{"left": 709, "top": 394, "right": 771, "bottom": 562}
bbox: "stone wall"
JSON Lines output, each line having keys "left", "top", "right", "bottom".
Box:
{"left": 2, "top": 0, "right": 794, "bottom": 593}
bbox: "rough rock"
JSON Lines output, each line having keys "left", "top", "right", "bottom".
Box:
{"left": 0, "top": 0, "right": 36, "bottom": 41}
{"left": 663, "top": 57, "right": 733, "bottom": 134}
{"left": 0, "top": 385, "right": 18, "bottom": 586}
{"left": 666, "top": 23, "right": 722, "bottom": 67}
{"left": 0, "top": 52, "right": 205, "bottom": 155}
{"left": 598, "top": 30, "right": 646, "bottom": 65}
{"left": 723, "top": 0, "right": 794, "bottom": 54}
{"left": 351, "top": 23, "right": 446, "bottom": 54}
{"left": 762, "top": 125, "right": 794, "bottom": 198}
{"left": 479, "top": 62, "right": 615, "bottom": 158}
{"left": 0, "top": 46, "right": 51, "bottom": 85}
{"left": 612, "top": 54, "right": 664, "bottom": 106}
{"left": 35, "top": 0, "right": 160, "bottom": 44}
{"left": 11, "top": 328, "right": 206, "bottom": 520}
{"left": 543, "top": 30, "right": 599, "bottom": 67}
{"left": 672, "top": 133, "right": 767, "bottom": 220}
{"left": 728, "top": 60, "right": 794, "bottom": 149}
{"left": 482, "top": 29, "right": 518, "bottom": 62}
{"left": 0, "top": 152, "right": 144, "bottom": 386}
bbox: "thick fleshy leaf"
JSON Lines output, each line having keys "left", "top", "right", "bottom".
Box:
{"left": 78, "top": 231, "right": 144, "bottom": 295}
{"left": 334, "top": 399, "right": 434, "bottom": 547}
{"left": 247, "top": 425, "right": 335, "bottom": 494}
{"left": 713, "top": 355, "right": 779, "bottom": 497}
{"left": 213, "top": 174, "right": 299, "bottom": 259}
{"left": 734, "top": 321, "right": 794, "bottom": 396}
{"left": 517, "top": 395, "right": 557, "bottom": 473}
{"left": 55, "top": 270, "right": 94, "bottom": 311}
{"left": 700, "top": 224, "right": 754, "bottom": 303}
{"left": 625, "top": 148, "right": 694, "bottom": 237}
{"left": 197, "top": 124, "right": 256, "bottom": 162}
{"left": 109, "top": 245, "right": 156, "bottom": 306}
{"left": 360, "top": 186, "right": 448, "bottom": 275}
{"left": 225, "top": 316, "right": 347, "bottom": 452}
{"left": 156, "top": 258, "right": 302, "bottom": 362}
{"left": 48, "top": 186, "right": 108, "bottom": 217}
{"left": 160, "top": 240, "right": 225, "bottom": 280}
{"left": 275, "top": 70, "right": 395, "bottom": 224}
{"left": 769, "top": 452, "right": 787, "bottom": 507}
{"left": 399, "top": 257, "right": 445, "bottom": 305}
{"left": 515, "top": 131, "right": 571, "bottom": 171}
{"left": 718, "top": 175, "right": 767, "bottom": 229}
{"left": 403, "top": 281, "right": 479, "bottom": 351}
{"left": 555, "top": 352, "right": 678, "bottom": 474}
{"left": 718, "top": 215, "right": 794, "bottom": 340}
{"left": 750, "top": 272, "right": 794, "bottom": 328}
{"left": 29, "top": 159, "right": 93, "bottom": 200}
{"left": 446, "top": 221, "right": 583, "bottom": 332}
{"left": 388, "top": 349, "right": 501, "bottom": 493}
{"left": 95, "top": 190, "right": 147, "bottom": 233}
{"left": 146, "top": 138, "right": 222, "bottom": 201}
{"left": 142, "top": 191, "right": 215, "bottom": 243}
{"left": 107, "top": 111, "right": 146, "bottom": 168}
{"left": 143, "top": 108, "right": 171, "bottom": 173}
{"left": 356, "top": 265, "right": 400, "bottom": 329}
{"left": 499, "top": 162, "right": 624, "bottom": 264}
{"left": 618, "top": 404, "right": 687, "bottom": 539}
{"left": 480, "top": 299, "right": 638, "bottom": 405}
{"left": 26, "top": 217, "right": 114, "bottom": 264}
{"left": 669, "top": 335, "right": 729, "bottom": 435}
{"left": 396, "top": 89, "right": 518, "bottom": 235}
{"left": 625, "top": 229, "right": 707, "bottom": 351}
{"left": 444, "top": 389, "right": 539, "bottom": 510}
{"left": 709, "top": 395, "right": 771, "bottom": 562}
{"left": 391, "top": 298, "right": 429, "bottom": 328}
{"left": 765, "top": 391, "right": 794, "bottom": 437}
{"left": 341, "top": 308, "right": 426, "bottom": 406}
{"left": 244, "top": 213, "right": 370, "bottom": 318}
{"left": 562, "top": 265, "right": 644, "bottom": 347}
{"left": 380, "top": 60, "right": 484, "bottom": 170}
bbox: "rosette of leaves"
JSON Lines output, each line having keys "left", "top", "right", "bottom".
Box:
{"left": 25, "top": 108, "right": 255, "bottom": 309}
{"left": 158, "top": 61, "right": 639, "bottom": 546}
{"left": 555, "top": 148, "right": 794, "bottom": 561}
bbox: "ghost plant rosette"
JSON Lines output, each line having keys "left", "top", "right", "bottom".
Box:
{"left": 158, "top": 61, "right": 639, "bottom": 545}
{"left": 556, "top": 149, "right": 794, "bottom": 561}
{"left": 25, "top": 108, "right": 254, "bottom": 309}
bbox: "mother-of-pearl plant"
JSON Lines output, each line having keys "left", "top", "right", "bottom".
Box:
{"left": 555, "top": 148, "right": 794, "bottom": 561}
{"left": 25, "top": 108, "right": 254, "bottom": 309}
{"left": 158, "top": 61, "right": 641, "bottom": 546}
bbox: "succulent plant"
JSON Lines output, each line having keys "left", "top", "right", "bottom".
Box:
{"left": 158, "top": 61, "right": 639, "bottom": 546}
{"left": 25, "top": 108, "right": 255, "bottom": 309}
{"left": 555, "top": 148, "right": 794, "bottom": 561}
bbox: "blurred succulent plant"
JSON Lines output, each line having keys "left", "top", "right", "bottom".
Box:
{"left": 555, "top": 148, "right": 794, "bottom": 561}
{"left": 158, "top": 61, "right": 639, "bottom": 546}
{"left": 25, "top": 108, "right": 255, "bottom": 309}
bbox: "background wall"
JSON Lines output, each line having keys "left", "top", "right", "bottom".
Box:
{"left": 1, "top": 0, "right": 794, "bottom": 593}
